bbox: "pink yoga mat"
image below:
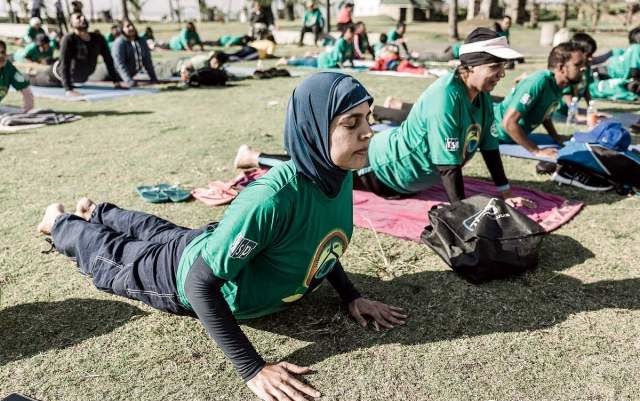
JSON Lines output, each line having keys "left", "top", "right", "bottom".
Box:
{"left": 353, "top": 178, "right": 584, "bottom": 242}
{"left": 202, "top": 169, "right": 583, "bottom": 242}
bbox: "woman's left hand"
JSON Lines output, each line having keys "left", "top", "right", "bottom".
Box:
{"left": 347, "top": 297, "right": 407, "bottom": 331}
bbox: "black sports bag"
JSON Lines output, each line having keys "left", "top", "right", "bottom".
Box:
{"left": 421, "top": 195, "right": 547, "bottom": 283}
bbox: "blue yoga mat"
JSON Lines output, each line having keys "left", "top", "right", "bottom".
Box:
{"left": 371, "top": 122, "right": 398, "bottom": 132}
{"left": 28, "top": 85, "right": 160, "bottom": 102}
{"left": 499, "top": 134, "right": 561, "bottom": 162}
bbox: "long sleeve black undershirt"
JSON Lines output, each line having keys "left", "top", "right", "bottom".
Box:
{"left": 436, "top": 149, "right": 509, "bottom": 204}
{"left": 183, "top": 256, "right": 362, "bottom": 382}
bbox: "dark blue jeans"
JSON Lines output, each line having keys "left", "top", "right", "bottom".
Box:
{"left": 51, "top": 203, "right": 204, "bottom": 315}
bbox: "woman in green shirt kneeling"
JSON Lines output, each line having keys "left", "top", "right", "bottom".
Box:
{"left": 37, "top": 72, "right": 405, "bottom": 401}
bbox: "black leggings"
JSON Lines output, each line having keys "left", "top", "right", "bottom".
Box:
{"left": 257, "top": 153, "right": 403, "bottom": 198}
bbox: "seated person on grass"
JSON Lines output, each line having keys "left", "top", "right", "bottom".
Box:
{"left": 299, "top": 0, "right": 324, "bottom": 46}
{"left": 493, "top": 42, "right": 586, "bottom": 159}
{"left": 105, "top": 23, "right": 121, "bottom": 50}
{"left": 169, "top": 21, "right": 204, "bottom": 52}
{"left": 372, "top": 33, "right": 388, "bottom": 59}
{"left": 236, "top": 28, "right": 534, "bottom": 208}
{"left": 36, "top": 72, "right": 406, "bottom": 401}
{"left": 23, "top": 17, "right": 46, "bottom": 44}
{"left": 590, "top": 28, "right": 640, "bottom": 98}
{"left": 494, "top": 16, "right": 512, "bottom": 43}
{"left": 280, "top": 25, "right": 355, "bottom": 69}
{"left": 0, "top": 40, "right": 34, "bottom": 111}
{"left": 90, "top": 19, "right": 157, "bottom": 86}
{"left": 354, "top": 21, "right": 374, "bottom": 59}
{"left": 13, "top": 33, "right": 54, "bottom": 65}
{"left": 387, "top": 21, "right": 411, "bottom": 57}
{"left": 28, "top": 12, "right": 122, "bottom": 97}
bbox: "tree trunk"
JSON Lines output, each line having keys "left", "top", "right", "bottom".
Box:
{"left": 326, "top": 0, "right": 331, "bottom": 33}
{"left": 120, "top": 0, "right": 129, "bottom": 19}
{"left": 478, "top": 0, "right": 497, "bottom": 19}
{"left": 591, "top": 2, "right": 601, "bottom": 31}
{"left": 529, "top": 1, "right": 539, "bottom": 28}
{"left": 467, "top": 0, "right": 478, "bottom": 20}
{"left": 560, "top": 0, "right": 568, "bottom": 28}
{"left": 449, "top": 0, "right": 459, "bottom": 39}
{"left": 506, "top": 0, "right": 526, "bottom": 24}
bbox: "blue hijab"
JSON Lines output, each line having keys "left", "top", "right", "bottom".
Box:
{"left": 284, "top": 72, "right": 373, "bottom": 198}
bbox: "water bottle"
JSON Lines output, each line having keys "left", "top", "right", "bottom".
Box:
{"left": 566, "top": 96, "right": 579, "bottom": 127}
{"left": 586, "top": 100, "right": 598, "bottom": 129}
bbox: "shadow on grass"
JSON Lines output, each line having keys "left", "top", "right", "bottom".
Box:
{"left": 64, "top": 110, "right": 154, "bottom": 118}
{"left": 243, "top": 233, "right": 640, "bottom": 367}
{"left": 0, "top": 298, "right": 148, "bottom": 366}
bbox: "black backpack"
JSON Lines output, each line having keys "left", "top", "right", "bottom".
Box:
{"left": 187, "top": 68, "right": 229, "bottom": 87}
{"left": 421, "top": 195, "right": 547, "bottom": 283}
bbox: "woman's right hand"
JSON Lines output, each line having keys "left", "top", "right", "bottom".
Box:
{"left": 247, "top": 362, "right": 320, "bottom": 401}
{"left": 533, "top": 147, "right": 558, "bottom": 159}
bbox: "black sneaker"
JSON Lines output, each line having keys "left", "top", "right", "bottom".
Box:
{"left": 552, "top": 165, "right": 613, "bottom": 191}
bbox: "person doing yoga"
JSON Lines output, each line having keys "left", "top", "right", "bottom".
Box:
{"left": 37, "top": 72, "right": 406, "bottom": 401}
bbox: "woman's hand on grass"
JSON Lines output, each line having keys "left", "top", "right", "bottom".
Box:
{"left": 247, "top": 361, "right": 320, "bottom": 401}
{"left": 348, "top": 297, "right": 407, "bottom": 331}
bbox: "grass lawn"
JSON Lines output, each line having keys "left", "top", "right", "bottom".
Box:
{"left": 1, "top": 18, "right": 640, "bottom": 401}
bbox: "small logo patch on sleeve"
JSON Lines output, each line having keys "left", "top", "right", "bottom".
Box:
{"left": 520, "top": 93, "right": 531, "bottom": 105}
{"left": 229, "top": 235, "right": 258, "bottom": 259}
{"left": 446, "top": 138, "right": 460, "bottom": 151}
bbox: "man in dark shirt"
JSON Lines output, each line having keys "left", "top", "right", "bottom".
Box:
{"left": 29, "top": 12, "right": 122, "bottom": 97}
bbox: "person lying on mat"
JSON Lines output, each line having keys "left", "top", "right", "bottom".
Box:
{"left": 89, "top": 19, "right": 158, "bottom": 87}
{"left": 37, "top": 72, "right": 406, "bottom": 401}
{"left": 0, "top": 40, "right": 34, "bottom": 111}
{"left": 370, "top": 43, "right": 428, "bottom": 75}
{"left": 13, "top": 33, "right": 54, "bottom": 65}
{"left": 152, "top": 51, "right": 230, "bottom": 86}
{"left": 169, "top": 21, "right": 204, "bottom": 52}
{"left": 279, "top": 25, "right": 355, "bottom": 69}
{"left": 591, "top": 27, "right": 640, "bottom": 96}
{"left": 27, "top": 12, "right": 122, "bottom": 97}
{"left": 236, "top": 28, "right": 535, "bottom": 207}
{"left": 493, "top": 42, "right": 586, "bottom": 159}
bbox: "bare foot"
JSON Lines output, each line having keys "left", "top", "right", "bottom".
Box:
{"left": 74, "top": 197, "right": 96, "bottom": 221}
{"left": 276, "top": 57, "right": 288, "bottom": 67}
{"left": 234, "top": 144, "right": 260, "bottom": 169}
{"left": 383, "top": 96, "right": 404, "bottom": 110}
{"left": 37, "top": 203, "right": 65, "bottom": 235}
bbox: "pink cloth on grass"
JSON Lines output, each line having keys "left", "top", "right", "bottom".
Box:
{"left": 201, "top": 169, "right": 583, "bottom": 242}
{"left": 353, "top": 177, "right": 584, "bottom": 242}
{"left": 191, "top": 169, "right": 266, "bottom": 206}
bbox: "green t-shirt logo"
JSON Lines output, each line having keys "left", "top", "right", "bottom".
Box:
{"left": 462, "top": 123, "right": 481, "bottom": 163}
{"left": 282, "top": 229, "right": 348, "bottom": 303}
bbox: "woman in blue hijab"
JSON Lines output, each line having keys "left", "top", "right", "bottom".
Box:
{"left": 38, "top": 72, "right": 407, "bottom": 401}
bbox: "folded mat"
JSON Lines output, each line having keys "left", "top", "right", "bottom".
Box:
{"left": 0, "top": 105, "right": 80, "bottom": 131}
{"left": 27, "top": 85, "right": 160, "bottom": 102}
{"left": 136, "top": 184, "right": 191, "bottom": 203}
{"left": 200, "top": 168, "right": 582, "bottom": 242}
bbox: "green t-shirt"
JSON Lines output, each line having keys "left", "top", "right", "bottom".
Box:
{"left": 367, "top": 72, "right": 498, "bottom": 194}
{"left": 317, "top": 38, "right": 353, "bottom": 68}
{"left": 387, "top": 29, "right": 402, "bottom": 42}
{"left": 497, "top": 30, "right": 510, "bottom": 42}
{"left": 373, "top": 42, "right": 385, "bottom": 59}
{"left": 303, "top": 8, "right": 324, "bottom": 27}
{"left": 219, "top": 35, "right": 243, "bottom": 47}
{"left": 450, "top": 42, "right": 462, "bottom": 59}
{"left": 176, "top": 161, "right": 354, "bottom": 320}
{"left": 606, "top": 44, "right": 640, "bottom": 79}
{"left": 0, "top": 61, "right": 30, "bottom": 102}
{"left": 169, "top": 29, "right": 202, "bottom": 51}
{"left": 557, "top": 66, "right": 593, "bottom": 115}
{"left": 493, "top": 70, "right": 563, "bottom": 144}
{"left": 14, "top": 42, "right": 53, "bottom": 63}
{"left": 23, "top": 26, "right": 45, "bottom": 43}
{"left": 589, "top": 77, "right": 638, "bottom": 102}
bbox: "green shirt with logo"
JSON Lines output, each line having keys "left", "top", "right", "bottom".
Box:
{"left": 606, "top": 44, "right": 640, "bottom": 79}
{"left": 366, "top": 72, "right": 497, "bottom": 194}
{"left": 0, "top": 61, "right": 30, "bottom": 102}
{"left": 169, "top": 28, "right": 202, "bottom": 51}
{"left": 14, "top": 42, "right": 53, "bottom": 63}
{"left": 317, "top": 38, "right": 353, "bottom": 68}
{"left": 177, "top": 161, "right": 354, "bottom": 320}
{"left": 493, "top": 69, "right": 562, "bottom": 143}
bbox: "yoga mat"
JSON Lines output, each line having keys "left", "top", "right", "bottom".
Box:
{"left": 225, "top": 66, "right": 306, "bottom": 78}
{"left": 499, "top": 133, "right": 560, "bottom": 162}
{"left": 352, "top": 177, "right": 584, "bottom": 242}
{"left": 27, "top": 85, "right": 160, "bottom": 102}
{"left": 207, "top": 168, "right": 582, "bottom": 243}
{"left": 0, "top": 123, "right": 45, "bottom": 132}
